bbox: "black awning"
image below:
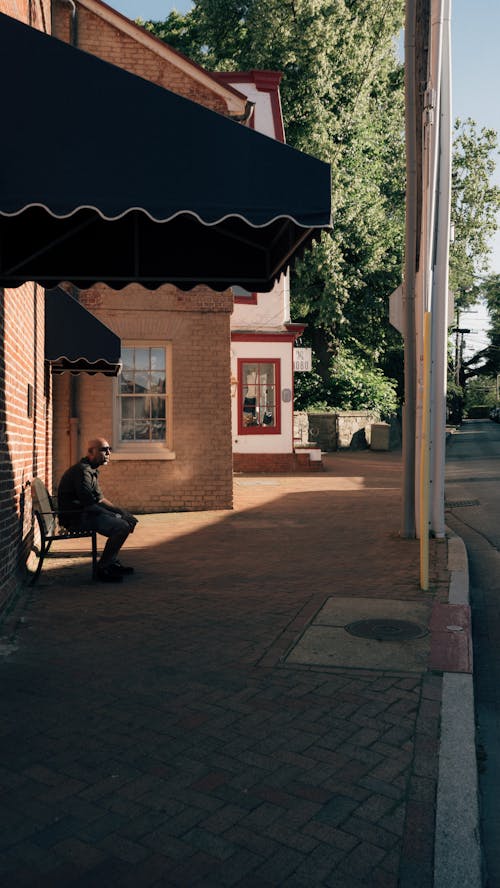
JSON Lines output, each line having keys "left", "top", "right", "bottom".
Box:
{"left": 0, "top": 13, "right": 331, "bottom": 293}
{"left": 45, "top": 287, "right": 121, "bottom": 376}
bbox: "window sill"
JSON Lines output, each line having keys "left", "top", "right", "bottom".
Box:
{"left": 111, "top": 450, "right": 176, "bottom": 461}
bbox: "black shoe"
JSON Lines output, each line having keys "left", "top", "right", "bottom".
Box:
{"left": 110, "top": 560, "right": 135, "bottom": 575}
{"left": 97, "top": 566, "right": 123, "bottom": 583}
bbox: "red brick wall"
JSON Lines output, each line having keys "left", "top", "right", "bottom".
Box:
{"left": 0, "top": 1, "right": 53, "bottom": 609}
{"left": 1, "top": 0, "right": 51, "bottom": 31}
{"left": 233, "top": 453, "right": 324, "bottom": 473}
{"left": 53, "top": 3, "right": 232, "bottom": 114}
{"left": 0, "top": 284, "right": 50, "bottom": 609}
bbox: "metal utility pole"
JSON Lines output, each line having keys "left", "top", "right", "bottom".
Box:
{"left": 400, "top": 0, "right": 431, "bottom": 540}
{"left": 401, "top": 0, "right": 451, "bottom": 567}
{"left": 453, "top": 326, "right": 470, "bottom": 386}
{"left": 401, "top": 0, "right": 452, "bottom": 549}
{"left": 401, "top": 0, "right": 418, "bottom": 539}
{"left": 429, "top": 0, "right": 452, "bottom": 539}
{"left": 452, "top": 312, "right": 471, "bottom": 386}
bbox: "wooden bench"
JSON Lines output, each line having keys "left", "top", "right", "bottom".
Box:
{"left": 30, "top": 478, "right": 98, "bottom": 585}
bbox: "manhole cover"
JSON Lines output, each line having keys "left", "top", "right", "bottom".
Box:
{"left": 345, "top": 619, "right": 427, "bottom": 641}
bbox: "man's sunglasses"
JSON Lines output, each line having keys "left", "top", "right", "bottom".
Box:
{"left": 99, "top": 446, "right": 112, "bottom": 453}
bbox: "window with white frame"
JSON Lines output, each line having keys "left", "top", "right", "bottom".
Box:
{"left": 114, "top": 343, "right": 172, "bottom": 453}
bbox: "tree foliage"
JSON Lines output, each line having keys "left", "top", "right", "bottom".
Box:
{"left": 294, "top": 345, "right": 398, "bottom": 415}
{"left": 145, "top": 0, "right": 406, "bottom": 409}
{"left": 461, "top": 274, "right": 500, "bottom": 382}
{"left": 450, "top": 119, "right": 500, "bottom": 310}
{"left": 444, "top": 123, "right": 500, "bottom": 423}
{"left": 144, "top": 5, "right": 500, "bottom": 413}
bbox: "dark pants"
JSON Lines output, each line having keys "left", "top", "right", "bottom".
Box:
{"left": 80, "top": 510, "right": 130, "bottom": 568}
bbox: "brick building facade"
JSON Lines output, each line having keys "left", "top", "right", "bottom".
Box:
{"left": 0, "top": 0, "right": 247, "bottom": 608}
{"left": 49, "top": 0, "right": 250, "bottom": 514}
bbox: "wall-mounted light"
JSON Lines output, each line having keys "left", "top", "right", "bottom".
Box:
{"left": 230, "top": 375, "right": 238, "bottom": 398}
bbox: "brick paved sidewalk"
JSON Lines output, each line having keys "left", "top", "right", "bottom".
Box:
{"left": 0, "top": 450, "right": 450, "bottom": 886}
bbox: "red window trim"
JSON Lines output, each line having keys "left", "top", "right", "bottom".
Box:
{"left": 232, "top": 332, "right": 297, "bottom": 343}
{"left": 237, "top": 358, "right": 281, "bottom": 435}
{"left": 234, "top": 291, "right": 258, "bottom": 305}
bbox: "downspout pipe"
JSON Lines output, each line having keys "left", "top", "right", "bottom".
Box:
{"left": 60, "top": 0, "right": 79, "bottom": 463}
{"left": 419, "top": 0, "right": 445, "bottom": 538}
{"left": 68, "top": 283, "right": 81, "bottom": 466}
{"left": 60, "top": 0, "right": 78, "bottom": 47}
{"left": 415, "top": 0, "right": 443, "bottom": 536}
{"left": 228, "top": 100, "right": 255, "bottom": 124}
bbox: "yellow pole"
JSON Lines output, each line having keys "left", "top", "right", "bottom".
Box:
{"left": 420, "top": 311, "right": 431, "bottom": 590}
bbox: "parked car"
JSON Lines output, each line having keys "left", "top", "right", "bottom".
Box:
{"left": 489, "top": 406, "right": 500, "bottom": 422}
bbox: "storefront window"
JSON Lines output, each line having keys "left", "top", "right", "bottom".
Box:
{"left": 238, "top": 359, "right": 280, "bottom": 434}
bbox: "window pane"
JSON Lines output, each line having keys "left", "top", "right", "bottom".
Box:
{"left": 150, "top": 373, "right": 166, "bottom": 393}
{"left": 151, "top": 348, "right": 165, "bottom": 371}
{"left": 120, "top": 420, "right": 134, "bottom": 440}
{"left": 152, "top": 420, "right": 166, "bottom": 440}
{"left": 263, "top": 409, "right": 275, "bottom": 426}
{"left": 121, "top": 396, "right": 134, "bottom": 419}
{"left": 134, "top": 348, "right": 150, "bottom": 370}
{"left": 259, "top": 363, "right": 275, "bottom": 382}
{"left": 134, "top": 372, "right": 148, "bottom": 393}
{"left": 133, "top": 397, "right": 149, "bottom": 420}
{"left": 151, "top": 397, "right": 165, "bottom": 419}
{"left": 121, "top": 348, "right": 134, "bottom": 372}
{"left": 243, "top": 364, "right": 258, "bottom": 383}
{"left": 134, "top": 422, "right": 150, "bottom": 440}
{"left": 120, "top": 373, "right": 133, "bottom": 394}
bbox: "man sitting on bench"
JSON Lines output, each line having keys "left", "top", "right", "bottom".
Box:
{"left": 58, "top": 437, "right": 138, "bottom": 583}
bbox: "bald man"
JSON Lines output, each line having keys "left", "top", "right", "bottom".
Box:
{"left": 57, "top": 437, "right": 138, "bottom": 582}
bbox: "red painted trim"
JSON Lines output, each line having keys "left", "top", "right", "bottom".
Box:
{"left": 232, "top": 332, "right": 297, "bottom": 343}
{"left": 285, "top": 323, "right": 306, "bottom": 340}
{"left": 237, "top": 358, "right": 281, "bottom": 435}
{"left": 234, "top": 292, "right": 258, "bottom": 304}
{"left": 216, "top": 70, "right": 282, "bottom": 88}
{"left": 215, "top": 70, "right": 285, "bottom": 143}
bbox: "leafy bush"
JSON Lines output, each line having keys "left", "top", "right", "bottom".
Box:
{"left": 294, "top": 347, "right": 399, "bottom": 417}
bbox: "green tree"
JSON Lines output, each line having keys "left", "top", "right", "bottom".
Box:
{"left": 461, "top": 274, "right": 500, "bottom": 384}
{"left": 446, "top": 123, "right": 500, "bottom": 419}
{"left": 145, "top": 0, "right": 406, "bottom": 405}
{"left": 450, "top": 119, "right": 500, "bottom": 310}
{"left": 450, "top": 119, "right": 500, "bottom": 410}
{"left": 464, "top": 376, "right": 496, "bottom": 415}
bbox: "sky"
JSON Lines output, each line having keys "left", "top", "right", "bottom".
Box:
{"left": 106, "top": 0, "right": 500, "bottom": 355}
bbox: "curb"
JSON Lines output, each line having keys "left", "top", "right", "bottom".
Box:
{"left": 434, "top": 527, "right": 483, "bottom": 887}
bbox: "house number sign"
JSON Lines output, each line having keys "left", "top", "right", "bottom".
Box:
{"left": 293, "top": 348, "right": 312, "bottom": 372}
